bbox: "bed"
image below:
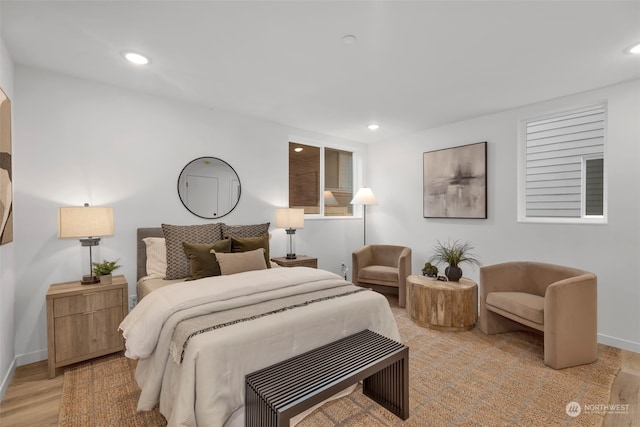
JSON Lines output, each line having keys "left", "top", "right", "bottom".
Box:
{"left": 122, "top": 226, "right": 401, "bottom": 427}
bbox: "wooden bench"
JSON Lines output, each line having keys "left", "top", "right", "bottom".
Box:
{"left": 245, "top": 329, "right": 409, "bottom": 427}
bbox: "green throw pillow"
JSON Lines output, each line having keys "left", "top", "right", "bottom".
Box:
{"left": 230, "top": 234, "right": 270, "bottom": 268}
{"left": 182, "top": 239, "right": 231, "bottom": 280}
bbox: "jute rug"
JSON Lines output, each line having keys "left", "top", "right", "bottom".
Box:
{"left": 59, "top": 301, "right": 620, "bottom": 427}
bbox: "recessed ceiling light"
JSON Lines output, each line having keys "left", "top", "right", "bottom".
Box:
{"left": 342, "top": 35, "right": 357, "bottom": 45}
{"left": 294, "top": 147, "right": 303, "bottom": 152}
{"left": 368, "top": 124, "right": 380, "bottom": 131}
{"left": 124, "top": 52, "right": 149, "bottom": 65}
{"left": 629, "top": 43, "right": 640, "bottom": 54}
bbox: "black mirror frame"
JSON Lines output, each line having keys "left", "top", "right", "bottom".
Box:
{"left": 177, "top": 156, "right": 241, "bottom": 219}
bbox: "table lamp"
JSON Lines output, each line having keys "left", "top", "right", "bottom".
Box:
{"left": 58, "top": 204, "right": 114, "bottom": 284}
{"left": 276, "top": 208, "right": 304, "bottom": 259}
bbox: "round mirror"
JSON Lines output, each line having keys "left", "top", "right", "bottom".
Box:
{"left": 177, "top": 157, "right": 241, "bottom": 219}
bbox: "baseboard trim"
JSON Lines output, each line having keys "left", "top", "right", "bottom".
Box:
{"left": 0, "top": 357, "right": 16, "bottom": 402}
{"left": 598, "top": 333, "right": 640, "bottom": 353}
{"left": 16, "top": 349, "right": 47, "bottom": 367}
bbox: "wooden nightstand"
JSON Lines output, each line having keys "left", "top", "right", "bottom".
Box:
{"left": 46, "top": 275, "right": 128, "bottom": 378}
{"left": 271, "top": 255, "right": 318, "bottom": 269}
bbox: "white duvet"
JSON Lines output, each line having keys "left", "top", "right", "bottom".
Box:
{"left": 119, "top": 267, "right": 401, "bottom": 427}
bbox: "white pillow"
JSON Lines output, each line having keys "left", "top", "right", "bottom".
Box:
{"left": 212, "top": 248, "right": 267, "bottom": 275}
{"left": 143, "top": 237, "right": 167, "bottom": 278}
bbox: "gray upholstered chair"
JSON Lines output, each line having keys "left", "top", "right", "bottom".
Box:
{"left": 479, "top": 261, "right": 597, "bottom": 369}
{"left": 352, "top": 245, "right": 412, "bottom": 308}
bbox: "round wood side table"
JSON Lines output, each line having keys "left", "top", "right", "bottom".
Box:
{"left": 406, "top": 275, "right": 478, "bottom": 331}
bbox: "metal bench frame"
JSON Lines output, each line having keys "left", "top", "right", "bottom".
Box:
{"left": 245, "top": 329, "right": 409, "bottom": 426}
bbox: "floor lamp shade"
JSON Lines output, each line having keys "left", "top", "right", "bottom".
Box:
{"left": 58, "top": 206, "right": 114, "bottom": 284}
{"left": 276, "top": 208, "right": 304, "bottom": 259}
{"left": 350, "top": 187, "right": 377, "bottom": 246}
{"left": 350, "top": 187, "right": 378, "bottom": 206}
{"left": 323, "top": 190, "right": 339, "bottom": 206}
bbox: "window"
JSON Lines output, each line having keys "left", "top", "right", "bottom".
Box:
{"left": 519, "top": 105, "right": 606, "bottom": 222}
{"left": 324, "top": 148, "right": 353, "bottom": 216}
{"left": 288, "top": 142, "right": 354, "bottom": 217}
{"left": 584, "top": 157, "right": 604, "bottom": 216}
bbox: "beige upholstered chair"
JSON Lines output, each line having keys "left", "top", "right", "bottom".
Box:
{"left": 479, "top": 261, "right": 597, "bottom": 369}
{"left": 352, "top": 245, "right": 412, "bottom": 308}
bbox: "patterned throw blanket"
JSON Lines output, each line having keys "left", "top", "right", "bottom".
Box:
{"left": 169, "top": 284, "right": 368, "bottom": 364}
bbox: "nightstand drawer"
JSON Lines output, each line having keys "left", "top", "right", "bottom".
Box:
{"left": 53, "top": 289, "right": 123, "bottom": 317}
{"left": 54, "top": 305, "right": 124, "bottom": 362}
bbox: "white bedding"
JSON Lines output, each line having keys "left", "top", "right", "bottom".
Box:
{"left": 120, "top": 267, "right": 401, "bottom": 427}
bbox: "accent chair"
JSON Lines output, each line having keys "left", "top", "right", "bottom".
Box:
{"left": 352, "top": 245, "right": 412, "bottom": 308}
{"left": 479, "top": 261, "right": 597, "bottom": 369}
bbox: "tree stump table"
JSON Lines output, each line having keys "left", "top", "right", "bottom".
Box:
{"left": 406, "top": 275, "right": 478, "bottom": 331}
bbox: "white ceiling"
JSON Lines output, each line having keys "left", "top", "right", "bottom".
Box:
{"left": 2, "top": 1, "right": 639, "bottom": 143}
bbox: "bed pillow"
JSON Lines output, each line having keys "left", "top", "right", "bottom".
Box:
{"left": 221, "top": 222, "right": 270, "bottom": 239}
{"left": 231, "top": 234, "right": 271, "bottom": 269}
{"left": 143, "top": 237, "right": 167, "bottom": 278}
{"left": 182, "top": 239, "right": 231, "bottom": 280}
{"left": 162, "top": 223, "right": 223, "bottom": 280}
{"left": 213, "top": 248, "right": 268, "bottom": 275}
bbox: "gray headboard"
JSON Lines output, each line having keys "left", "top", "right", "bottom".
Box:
{"left": 137, "top": 227, "right": 164, "bottom": 281}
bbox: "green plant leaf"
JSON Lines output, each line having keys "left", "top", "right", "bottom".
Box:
{"left": 92, "top": 259, "right": 122, "bottom": 276}
{"left": 427, "top": 239, "right": 481, "bottom": 268}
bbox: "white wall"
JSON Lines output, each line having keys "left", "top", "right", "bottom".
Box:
{"left": 368, "top": 79, "right": 640, "bottom": 352}
{"left": 0, "top": 33, "right": 16, "bottom": 399}
{"left": 12, "top": 66, "right": 365, "bottom": 364}
{"left": 7, "top": 64, "right": 639, "bottom": 382}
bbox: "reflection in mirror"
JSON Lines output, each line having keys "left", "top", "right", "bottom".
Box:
{"left": 177, "top": 157, "right": 241, "bottom": 219}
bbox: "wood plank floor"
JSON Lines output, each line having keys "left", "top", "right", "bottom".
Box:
{"left": 1, "top": 350, "right": 638, "bottom": 426}
{"left": 0, "top": 360, "right": 63, "bottom": 426}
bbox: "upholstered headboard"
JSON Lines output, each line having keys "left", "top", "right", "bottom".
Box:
{"left": 137, "top": 227, "right": 164, "bottom": 281}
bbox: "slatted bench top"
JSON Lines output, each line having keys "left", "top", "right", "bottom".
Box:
{"left": 245, "top": 329, "right": 409, "bottom": 426}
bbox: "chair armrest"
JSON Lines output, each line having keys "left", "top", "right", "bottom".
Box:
{"left": 544, "top": 273, "right": 597, "bottom": 368}
{"left": 545, "top": 273, "right": 597, "bottom": 324}
{"left": 397, "top": 247, "right": 412, "bottom": 286}
{"left": 352, "top": 245, "right": 373, "bottom": 283}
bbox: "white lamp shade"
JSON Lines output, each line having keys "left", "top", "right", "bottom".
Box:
{"left": 275, "top": 208, "right": 304, "bottom": 229}
{"left": 350, "top": 187, "right": 378, "bottom": 205}
{"left": 58, "top": 206, "right": 114, "bottom": 238}
{"left": 323, "top": 190, "right": 339, "bottom": 206}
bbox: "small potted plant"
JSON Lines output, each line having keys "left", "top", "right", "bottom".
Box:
{"left": 92, "top": 259, "right": 122, "bottom": 284}
{"left": 428, "top": 239, "right": 480, "bottom": 282}
{"left": 422, "top": 262, "right": 438, "bottom": 278}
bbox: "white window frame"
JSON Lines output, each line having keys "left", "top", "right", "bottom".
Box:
{"left": 288, "top": 137, "right": 363, "bottom": 220}
{"left": 517, "top": 104, "right": 608, "bottom": 224}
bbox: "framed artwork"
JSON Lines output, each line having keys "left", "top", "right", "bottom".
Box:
{"left": 423, "top": 141, "right": 487, "bottom": 219}
{"left": 0, "top": 87, "right": 12, "bottom": 245}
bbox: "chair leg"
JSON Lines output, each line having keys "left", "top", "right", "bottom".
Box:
{"left": 398, "top": 284, "right": 406, "bottom": 308}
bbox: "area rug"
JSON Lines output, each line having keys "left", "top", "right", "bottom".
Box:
{"left": 59, "top": 302, "right": 620, "bottom": 427}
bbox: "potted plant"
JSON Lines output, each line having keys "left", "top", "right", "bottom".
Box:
{"left": 92, "top": 259, "right": 122, "bottom": 284}
{"left": 428, "top": 239, "right": 480, "bottom": 282}
{"left": 421, "top": 262, "right": 438, "bottom": 278}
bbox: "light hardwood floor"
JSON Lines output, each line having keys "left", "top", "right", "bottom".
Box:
{"left": 1, "top": 350, "right": 638, "bottom": 426}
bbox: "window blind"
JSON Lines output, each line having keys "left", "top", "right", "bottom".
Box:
{"left": 525, "top": 106, "right": 605, "bottom": 218}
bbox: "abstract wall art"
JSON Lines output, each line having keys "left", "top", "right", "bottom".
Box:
{"left": 0, "top": 87, "right": 12, "bottom": 245}
{"left": 423, "top": 141, "right": 487, "bottom": 219}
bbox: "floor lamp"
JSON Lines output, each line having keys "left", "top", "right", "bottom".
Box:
{"left": 351, "top": 187, "right": 377, "bottom": 245}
